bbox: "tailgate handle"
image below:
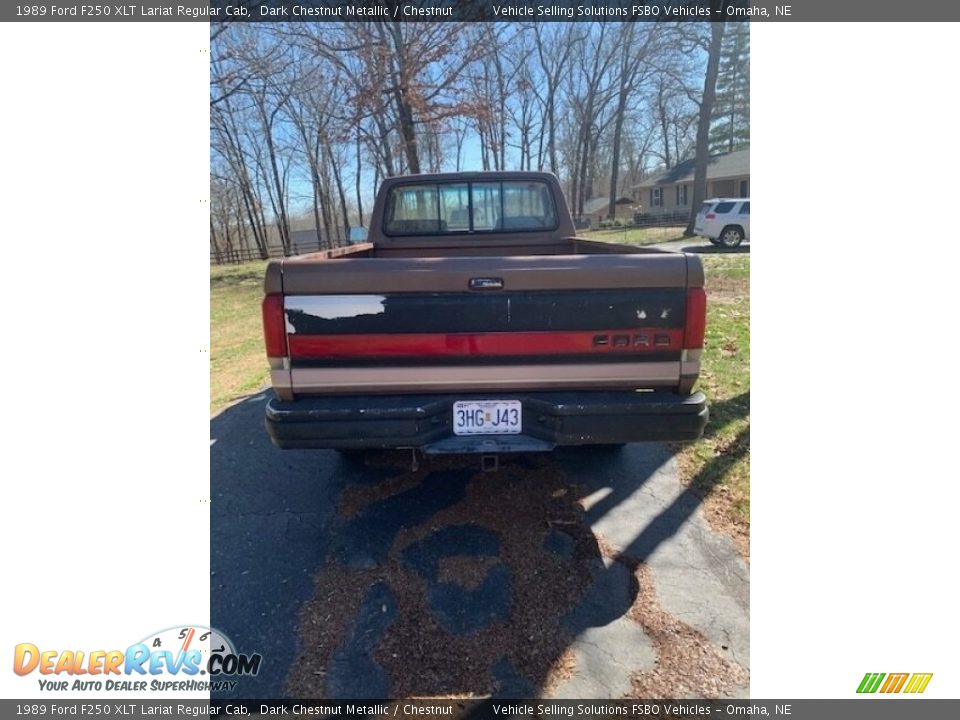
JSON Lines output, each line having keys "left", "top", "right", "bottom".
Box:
{"left": 469, "top": 277, "right": 504, "bottom": 290}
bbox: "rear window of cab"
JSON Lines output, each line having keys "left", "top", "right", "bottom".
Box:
{"left": 384, "top": 180, "right": 558, "bottom": 236}
{"left": 713, "top": 201, "right": 737, "bottom": 213}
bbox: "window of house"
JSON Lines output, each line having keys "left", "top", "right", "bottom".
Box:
{"left": 712, "top": 180, "right": 735, "bottom": 197}
{"left": 740, "top": 180, "right": 749, "bottom": 197}
{"left": 676, "top": 184, "right": 688, "bottom": 206}
{"left": 651, "top": 187, "right": 662, "bottom": 207}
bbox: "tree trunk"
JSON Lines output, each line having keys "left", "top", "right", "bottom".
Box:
{"left": 210, "top": 218, "right": 223, "bottom": 264}
{"left": 355, "top": 126, "right": 364, "bottom": 228}
{"left": 684, "top": 23, "right": 725, "bottom": 237}
{"left": 312, "top": 183, "right": 323, "bottom": 249}
{"left": 327, "top": 143, "right": 351, "bottom": 243}
{"left": 608, "top": 90, "right": 628, "bottom": 219}
{"left": 397, "top": 94, "right": 420, "bottom": 174}
{"left": 261, "top": 112, "right": 291, "bottom": 254}
{"left": 546, "top": 97, "right": 557, "bottom": 174}
{"left": 577, "top": 123, "right": 592, "bottom": 217}
{"left": 291, "top": 115, "right": 324, "bottom": 249}
{"left": 657, "top": 88, "right": 672, "bottom": 170}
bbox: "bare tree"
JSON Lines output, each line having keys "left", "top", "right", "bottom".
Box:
{"left": 209, "top": 20, "right": 746, "bottom": 263}
{"left": 566, "top": 24, "right": 618, "bottom": 217}
{"left": 684, "top": 21, "right": 726, "bottom": 237}
{"left": 532, "top": 24, "right": 581, "bottom": 174}
{"left": 608, "top": 24, "right": 661, "bottom": 219}
{"left": 211, "top": 92, "right": 269, "bottom": 259}
{"left": 502, "top": 30, "right": 540, "bottom": 172}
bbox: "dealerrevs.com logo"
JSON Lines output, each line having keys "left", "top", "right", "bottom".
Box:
{"left": 857, "top": 672, "right": 933, "bottom": 694}
{"left": 13, "top": 626, "right": 261, "bottom": 693}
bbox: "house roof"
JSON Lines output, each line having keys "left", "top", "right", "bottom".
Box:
{"left": 581, "top": 196, "right": 635, "bottom": 215}
{"left": 635, "top": 148, "right": 749, "bottom": 189}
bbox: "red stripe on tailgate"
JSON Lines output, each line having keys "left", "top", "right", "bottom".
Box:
{"left": 288, "top": 329, "right": 683, "bottom": 358}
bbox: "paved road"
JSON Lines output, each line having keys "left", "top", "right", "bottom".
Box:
{"left": 211, "top": 392, "right": 749, "bottom": 699}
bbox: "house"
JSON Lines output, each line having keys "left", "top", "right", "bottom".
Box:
{"left": 634, "top": 148, "right": 749, "bottom": 216}
{"left": 579, "top": 195, "right": 637, "bottom": 225}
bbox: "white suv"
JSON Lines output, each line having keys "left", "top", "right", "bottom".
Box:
{"left": 694, "top": 198, "right": 750, "bottom": 248}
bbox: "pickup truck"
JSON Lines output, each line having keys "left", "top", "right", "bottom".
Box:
{"left": 261, "top": 172, "right": 707, "bottom": 457}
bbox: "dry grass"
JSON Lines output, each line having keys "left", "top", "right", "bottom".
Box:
{"left": 579, "top": 224, "right": 686, "bottom": 246}
{"left": 210, "top": 260, "right": 269, "bottom": 414}
{"left": 675, "top": 254, "right": 750, "bottom": 559}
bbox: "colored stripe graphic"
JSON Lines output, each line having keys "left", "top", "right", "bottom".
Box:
{"left": 857, "top": 672, "right": 932, "bottom": 694}
{"left": 904, "top": 673, "right": 933, "bottom": 694}
{"left": 288, "top": 329, "right": 683, "bottom": 358}
{"left": 856, "top": 673, "right": 885, "bottom": 693}
{"left": 880, "top": 673, "right": 908, "bottom": 693}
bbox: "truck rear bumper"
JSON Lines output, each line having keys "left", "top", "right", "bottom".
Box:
{"left": 265, "top": 390, "right": 708, "bottom": 451}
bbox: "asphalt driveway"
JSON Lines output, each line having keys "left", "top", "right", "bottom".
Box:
{"left": 211, "top": 392, "right": 749, "bottom": 699}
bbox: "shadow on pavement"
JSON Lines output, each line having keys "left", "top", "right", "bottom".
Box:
{"left": 572, "top": 393, "right": 749, "bottom": 568}
{"left": 211, "top": 390, "right": 748, "bottom": 698}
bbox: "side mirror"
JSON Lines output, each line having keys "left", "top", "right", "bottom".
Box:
{"left": 348, "top": 227, "right": 368, "bottom": 244}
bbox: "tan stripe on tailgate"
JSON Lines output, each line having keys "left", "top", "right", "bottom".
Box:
{"left": 290, "top": 361, "right": 680, "bottom": 394}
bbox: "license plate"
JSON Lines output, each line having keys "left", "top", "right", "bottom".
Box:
{"left": 453, "top": 400, "right": 522, "bottom": 435}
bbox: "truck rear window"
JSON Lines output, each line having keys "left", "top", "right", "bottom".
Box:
{"left": 384, "top": 180, "right": 558, "bottom": 236}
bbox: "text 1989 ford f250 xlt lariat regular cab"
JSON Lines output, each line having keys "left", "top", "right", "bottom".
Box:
{"left": 261, "top": 172, "right": 708, "bottom": 456}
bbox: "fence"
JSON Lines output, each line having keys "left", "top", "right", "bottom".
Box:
{"left": 211, "top": 213, "right": 694, "bottom": 263}
{"left": 575, "top": 210, "right": 692, "bottom": 231}
{"left": 211, "top": 236, "right": 348, "bottom": 265}
{"left": 633, "top": 210, "right": 691, "bottom": 225}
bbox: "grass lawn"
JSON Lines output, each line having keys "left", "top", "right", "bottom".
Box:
{"left": 676, "top": 253, "right": 750, "bottom": 558}
{"left": 579, "top": 224, "right": 686, "bottom": 246}
{"left": 210, "top": 260, "right": 269, "bottom": 414}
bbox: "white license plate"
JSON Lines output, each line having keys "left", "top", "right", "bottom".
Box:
{"left": 453, "top": 400, "right": 522, "bottom": 435}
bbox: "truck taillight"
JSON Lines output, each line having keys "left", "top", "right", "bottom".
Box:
{"left": 683, "top": 287, "right": 707, "bottom": 349}
{"left": 262, "top": 293, "right": 287, "bottom": 358}
{"left": 705, "top": 213, "right": 716, "bottom": 220}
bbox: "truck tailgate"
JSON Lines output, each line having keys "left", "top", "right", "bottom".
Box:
{"left": 265, "top": 252, "right": 703, "bottom": 397}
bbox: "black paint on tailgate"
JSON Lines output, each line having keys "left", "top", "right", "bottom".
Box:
{"left": 285, "top": 289, "right": 686, "bottom": 335}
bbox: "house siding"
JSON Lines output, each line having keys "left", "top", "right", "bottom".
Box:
{"left": 634, "top": 148, "right": 750, "bottom": 217}
{"left": 646, "top": 182, "right": 693, "bottom": 214}
{"left": 642, "top": 175, "right": 749, "bottom": 216}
